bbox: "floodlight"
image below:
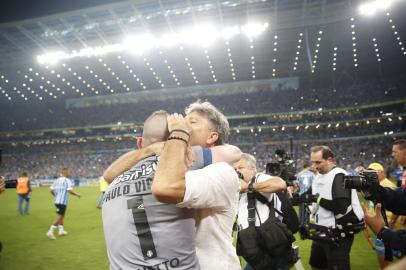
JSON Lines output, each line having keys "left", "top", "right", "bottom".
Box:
{"left": 123, "top": 34, "right": 157, "bottom": 55}
{"left": 222, "top": 26, "right": 240, "bottom": 40}
{"left": 241, "top": 23, "right": 269, "bottom": 38}
{"left": 37, "top": 51, "right": 66, "bottom": 65}
{"left": 359, "top": 0, "right": 397, "bottom": 16}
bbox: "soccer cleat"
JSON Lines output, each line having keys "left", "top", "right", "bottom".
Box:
{"left": 46, "top": 231, "right": 56, "bottom": 240}
{"left": 58, "top": 230, "right": 68, "bottom": 236}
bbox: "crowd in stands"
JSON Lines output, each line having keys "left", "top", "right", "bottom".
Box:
{"left": 0, "top": 134, "right": 403, "bottom": 180}
{"left": 0, "top": 78, "right": 405, "bottom": 131}
{"left": 1, "top": 78, "right": 404, "bottom": 180}
{"left": 228, "top": 102, "right": 405, "bottom": 127}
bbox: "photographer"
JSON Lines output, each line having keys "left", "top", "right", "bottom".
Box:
{"left": 300, "top": 146, "right": 364, "bottom": 270}
{"left": 235, "top": 153, "right": 297, "bottom": 270}
{"left": 374, "top": 139, "right": 406, "bottom": 214}
{"left": 364, "top": 163, "right": 398, "bottom": 269}
{"left": 363, "top": 139, "right": 406, "bottom": 258}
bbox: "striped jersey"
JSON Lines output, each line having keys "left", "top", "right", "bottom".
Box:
{"left": 102, "top": 147, "right": 209, "bottom": 270}
{"left": 50, "top": 176, "right": 73, "bottom": 205}
{"left": 296, "top": 169, "right": 315, "bottom": 195}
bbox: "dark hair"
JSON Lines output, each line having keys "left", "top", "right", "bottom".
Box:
{"left": 311, "top": 145, "right": 334, "bottom": 160}
{"left": 303, "top": 163, "right": 310, "bottom": 169}
{"left": 22, "top": 172, "right": 28, "bottom": 177}
{"left": 393, "top": 139, "right": 406, "bottom": 150}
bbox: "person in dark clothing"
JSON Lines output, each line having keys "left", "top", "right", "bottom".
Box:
{"left": 364, "top": 139, "right": 406, "bottom": 258}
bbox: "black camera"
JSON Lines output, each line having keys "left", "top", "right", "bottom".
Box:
{"left": 266, "top": 149, "right": 296, "bottom": 185}
{"left": 343, "top": 170, "right": 379, "bottom": 201}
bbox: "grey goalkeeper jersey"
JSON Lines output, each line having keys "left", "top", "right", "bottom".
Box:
{"left": 102, "top": 148, "right": 207, "bottom": 270}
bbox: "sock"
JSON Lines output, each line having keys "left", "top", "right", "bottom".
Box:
{"left": 49, "top": 225, "right": 57, "bottom": 233}
{"left": 58, "top": 225, "right": 64, "bottom": 232}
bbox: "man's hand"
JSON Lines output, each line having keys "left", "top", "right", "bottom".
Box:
{"left": 363, "top": 203, "right": 385, "bottom": 235}
{"left": 299, "top": 193, "right": 319, "bottom": 203}
{"left": 240, "top": 180, "right": 249, "bottom": 193}
{"left": 167, "top": 113, "right": 192, "bottom": 135}
{"left": 185, "top": 146, "right": 196, "bottom": 168}
{"left": 147, "top": 141, "right": 165, "bottom": 156}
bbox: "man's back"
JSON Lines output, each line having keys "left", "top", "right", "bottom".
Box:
{"left": 178, "top": 162, "right": 240, "bottom": 270}
{"left": 102, "top": 155, "right": 199, "bottom": 270}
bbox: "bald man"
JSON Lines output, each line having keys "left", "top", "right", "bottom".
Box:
{"left": 102, "top": 110, "right": 240, "bottom": 270}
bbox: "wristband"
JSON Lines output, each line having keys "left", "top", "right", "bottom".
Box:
{"left": 167, "top": 136, "right": 188, "bottom": 145}
{"left": 316, "top": 196, "right": 322, "bottom": 204}
{"left": 170, "top": 129, "right": 190, "bottom": 137}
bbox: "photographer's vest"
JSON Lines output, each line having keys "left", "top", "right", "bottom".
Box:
{"left": 312, "top": 167, "right": 363, "bottom": 228}
{"left": 16, "top": 176, "right": 29, "bottom": 195}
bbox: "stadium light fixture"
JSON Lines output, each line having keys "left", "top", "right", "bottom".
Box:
{"left": 222, "top": 26, "right": 240, "bottom": 40}
{"left": 241, "top": 22, "right": 269, "bottom": 39}
{"left": 37, "top": 22, "right": 269, "bottom": 65}
{"left": 359, "top": 0, "right": 399, "bottom": 16}
{"left": 37, "top": 51, "right": 67, "bottom": 65}
{"left": 123, "top": 34, "right": 157, "bottom": 55}
{"left": 180, "top": 24, "right": 219, "bottom": 47}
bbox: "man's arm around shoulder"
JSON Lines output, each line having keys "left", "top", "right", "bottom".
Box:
{"left": 103, "top": 146, "right": 159, "bottom": 183}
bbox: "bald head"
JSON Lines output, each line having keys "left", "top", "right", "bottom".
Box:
{"left": 141, "top": 110, "right": 170, "bottom": 147}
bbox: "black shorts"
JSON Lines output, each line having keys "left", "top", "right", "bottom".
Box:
{"left": 55, "top": 204, "right": 67, "bottom": 215}
{"left": 309, "top": 236, "right": 354, "bottom": 270}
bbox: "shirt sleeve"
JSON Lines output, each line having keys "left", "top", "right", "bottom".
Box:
{"left": 378, "top": 186, "right": 406, "bottom": 215}
{"left": 189, "top": 146, "right": 213, "bottom": 170}
{"left": 380, "top": 228, "right": 406, "bottom": 254}
{"left": 67, "top": 178, "right": 73, "bottom": 190}
{"left": 332, "top": 173, "right": 351, "bottom": 199}
{"left": 177, "top": 162, "right": 239, "bottom": 209}
{"left": 318, "top": 173, "right": 351, "bottom": 215}
{"left": 203, "top": 148, "right": 212, "bottom": 167}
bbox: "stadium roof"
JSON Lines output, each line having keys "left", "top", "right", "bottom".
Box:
{"left": 0, "top": 0, "right": 405, "bottom": 103}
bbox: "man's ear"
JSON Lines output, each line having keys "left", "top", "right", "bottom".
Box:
{"left": 136, "top": 137, "right": 143, "bottom": 149}
{"left": 206, "top": 132, "right": 219, "bottom": 146}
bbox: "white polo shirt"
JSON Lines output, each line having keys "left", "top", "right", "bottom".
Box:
{"left": 177, "top": 162, "right": 241, "bottom": 270}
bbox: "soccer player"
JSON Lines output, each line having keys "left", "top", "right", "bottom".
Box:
{"left": 46, "top": 168, "right": 81, "bottom": 240}
{"left": 102, "top": 109, "right": 241, "bottom": 269}
{"left": 153, "top": 103, "right": 242, "bottom": 269}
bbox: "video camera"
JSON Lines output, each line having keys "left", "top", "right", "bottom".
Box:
{"left": 343, "top": 170, "right": 380, "bottom": 203}
{"left": 266, "top": 149, "right": 296, "bottom": 186}
{"left": 344, "top": 169, "right": 395, "bottom": 261}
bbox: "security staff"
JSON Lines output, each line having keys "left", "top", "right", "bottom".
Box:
{"left": 16, "top": 172, "right": 31, "bottom": 215}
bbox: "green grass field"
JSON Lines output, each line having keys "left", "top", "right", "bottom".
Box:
{"left": 0, "top": 186, "right": 382, "bottom": 269}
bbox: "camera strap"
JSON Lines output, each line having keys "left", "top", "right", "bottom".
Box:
{"left": 247, "top": 175, "right": 259, "bottom": 227}
{"left": 247, "top": 174, "right": 281, "bottom": 227}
